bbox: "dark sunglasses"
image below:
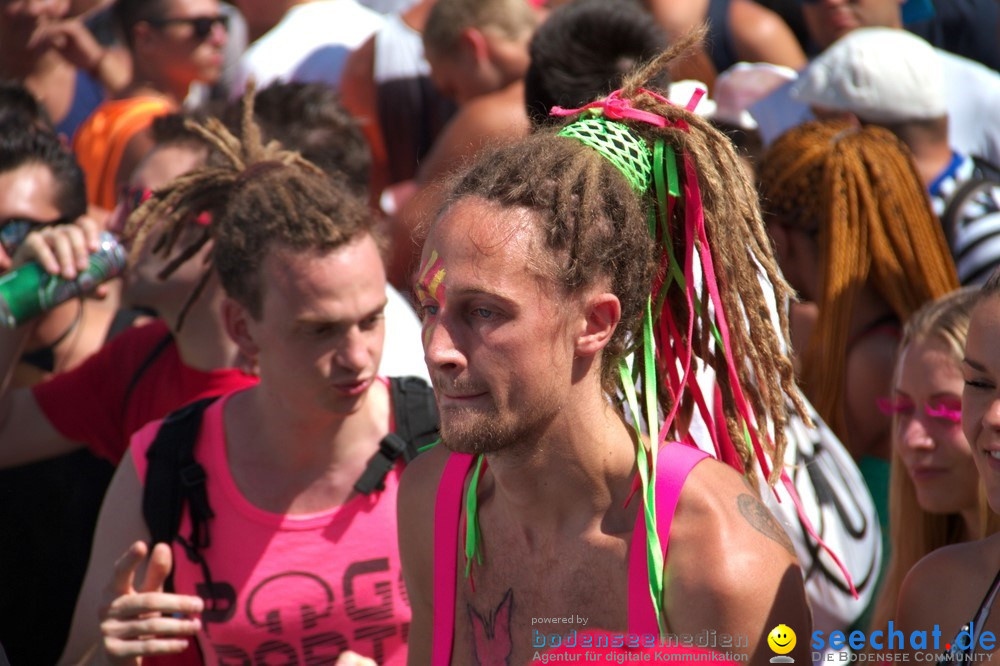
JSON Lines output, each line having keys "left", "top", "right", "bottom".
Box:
{"left": 0, "top": 217, "right": 71, "bottom": 256}
{"left": 0, "top": 216, "right": 69, "bottom": 255}
{"left": 147, "top": 14, "right": 228, "bottom": 40}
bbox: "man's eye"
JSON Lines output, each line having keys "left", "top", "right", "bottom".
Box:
{"left": 421, "top": 304, "right": 439, "bottom": 317}
{"left": 360, "top": 314, "right": 384, "bottom": 330}
{"left": 472, "top": 308, "right": 494, "bottom": 319}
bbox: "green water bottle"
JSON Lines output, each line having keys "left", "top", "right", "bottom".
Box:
{"left": 0, "top": 232, "right": 126, "bottom": 327}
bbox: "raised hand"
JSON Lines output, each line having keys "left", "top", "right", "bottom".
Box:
{"left": 28, "top": 17, "right": 104, "bottom": 76}
{"left": 334, "top": 651, "right": 379, "bottom": 666}
{"left": 98, "top": 541, "right": 203, "bottom": 665}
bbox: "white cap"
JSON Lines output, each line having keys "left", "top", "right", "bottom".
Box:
{"left": 791, "top": 28, "right": 947, "bottom": 123}
{"left": 713, "top": 62, "right": 798, "bottom": 130}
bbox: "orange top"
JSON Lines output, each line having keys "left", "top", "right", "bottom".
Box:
{"left": 73, "top": 96, "right": 174, "bottom": 210}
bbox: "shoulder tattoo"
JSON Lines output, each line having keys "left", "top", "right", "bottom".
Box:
{"left": 736, "top": 493, "right": 797, "bottom": 558}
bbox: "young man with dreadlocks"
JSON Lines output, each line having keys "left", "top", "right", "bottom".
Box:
{"left": 61, "top": 102, "right": 411, "bottom": 665}
{"left": 398, "top": 42, "right": 813, "bottom": 665}
{"left": 0, "top": 112, "right": 257, "bottom": 473}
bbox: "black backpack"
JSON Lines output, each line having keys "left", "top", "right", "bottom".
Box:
{"left": 941, "top": 156, "right": 1000, "bottom": 272}
{"left": 140, "top": 376, "right": 439, "bottom": 602}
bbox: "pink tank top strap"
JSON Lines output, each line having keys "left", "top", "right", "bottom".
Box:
{"left": 627, "top": 442, "right": 710, "bottom": 636}
{"left": 432, "top": 452, "right": 476, "bottom": 666}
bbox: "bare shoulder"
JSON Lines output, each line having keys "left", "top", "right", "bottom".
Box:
{"left": 728, "top": 0, "right": 806, "bottom": 69}
{"left": 398, "top": 444, "right": 452, "bottom": 569}
{"left": 898, "top": 536, "right": 1000, "bottom": 632}
{"left": 397, "top": 444, "right": 453, "bottom": 666}
{"left": 664, "top": 458, "right": 810, "bottom": 660}
{"left": 464, "top": 85, "right": 531, "bottom": 132}
{"left": 667, "top": 458, "right": 799, "bottom": 588}
{"left": 416, "top": 88, "right": 529, "bottom": 182}
{"left": 729, "top": 0, "right": 792, "bottom": 41}
{"left": 399, "top": 441, "right": 451, "bottom": 509}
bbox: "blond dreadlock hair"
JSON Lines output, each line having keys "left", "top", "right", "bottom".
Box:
{"left": 435, "top": 31, "right": 805, "bottom": 480}
{"left": 123, "top": 86, "right": 374, "bottom": 328}
{"left": 758, "top": 121, "right": 959, "bottom": 444}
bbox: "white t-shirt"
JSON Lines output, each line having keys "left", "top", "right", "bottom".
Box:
{"left": 357, "top": 0, "right": 419, "bottom": 13}
{"left": 233, "top": 0, "right": 384, "bottom": 95}
{"left": 381, "top": 285, "right": 430, "bottom": 381}
{"left": 751, "top": 46, "right": 1000, "bottom": 166}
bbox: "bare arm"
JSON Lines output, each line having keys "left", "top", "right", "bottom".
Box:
{"left": 896, "top": 540, "right": 998, "bottom": 658}
{"left": 29, "top": 19, "right": 131, "bottom": 94}
{"left": 664, "top": 460, "right": 812, "bottom": 666}
{"left": 0, "top": 221, "right": 103, "bottom": 468}
{"left": 398, "top": 445, "right": 451, "bottom": 666}
{"left": 60, "top": 456, "right": 202, "bottom": 665}
{"left": 729, "top": 0, "right": 807, "bottom": 70}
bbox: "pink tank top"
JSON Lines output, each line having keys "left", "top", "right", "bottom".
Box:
{"left": 130, "top": 388, "right": 410, "bottom": 665}
{"left": 430, "top": 442, "right": 709, "bottom": 664}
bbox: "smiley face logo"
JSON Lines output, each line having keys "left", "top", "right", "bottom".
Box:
{"left": 768, "top": 624, "right": 796, "bottom": 655}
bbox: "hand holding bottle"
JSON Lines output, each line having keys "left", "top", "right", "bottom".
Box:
{"left": 0, "top": 218, "right": 125, "bottom": 327}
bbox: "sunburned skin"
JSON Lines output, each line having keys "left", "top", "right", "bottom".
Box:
{"left": 416, "top": 248, "right": 447, "bottom": 346}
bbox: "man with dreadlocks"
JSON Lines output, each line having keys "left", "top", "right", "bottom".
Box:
{"left": 398, "top": 41, "right": 813, "bottom": 665}
{"left": 60, "top": 103, "right": 412, "bottom": 663}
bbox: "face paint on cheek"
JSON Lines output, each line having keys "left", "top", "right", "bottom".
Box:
{"left": 416, "top": 249, "right": 447, "bottom": 348}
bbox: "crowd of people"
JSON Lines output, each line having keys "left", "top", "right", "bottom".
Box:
{"left": 1, "top": 0, "right": 999, "bottom": 664}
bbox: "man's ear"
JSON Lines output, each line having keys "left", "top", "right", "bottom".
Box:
{"left": 222, "top": 296, "right": 260, "bottom": 360}
{"left": 457, "top": 26, "right": 490, "bottom": 65}
{"left": 575, "top": 292, "right": 621, "bottom": 357}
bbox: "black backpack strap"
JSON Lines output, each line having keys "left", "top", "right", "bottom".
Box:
{"left": 389, "top": 375, "right": 440, "bottom": 457}
{"left": 972, "top": 155, "right": 1000, "bottom": 182}
{"left": 141, "top": 396, "right": 218, "bottom": 592}
{"left": 943, "top": 176, "right": 996, "bottom": 248}
{"left": 354, "top": 376, "right": 439, "bottom": 494}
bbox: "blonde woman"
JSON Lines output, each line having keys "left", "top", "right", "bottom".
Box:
{"left": 870, "top": 288, "right": 1000, "bottom": 636}
{"left": 898, "top": 272, "right": 1000, "bottom": 661}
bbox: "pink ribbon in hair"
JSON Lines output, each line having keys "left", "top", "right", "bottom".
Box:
{"left": 550, "top": 87, "right": 703, "bottom": 127}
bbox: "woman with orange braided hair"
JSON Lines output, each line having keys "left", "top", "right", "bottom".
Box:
{"left": 759, "top": 120, "right": 959, "bottom": 599}
{"left": 398, "top": 36, "right": 821, "bottom": 664}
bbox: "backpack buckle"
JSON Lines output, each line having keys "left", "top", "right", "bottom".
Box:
{"left": 354, "top": 434, "right": 408, "bottom": 494}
